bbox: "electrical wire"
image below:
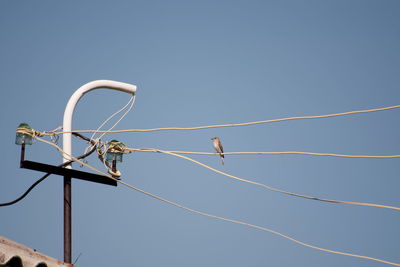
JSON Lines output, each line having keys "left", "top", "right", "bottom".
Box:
{"left": 90, "top": 94, "right": 135, "bottom": 141}
{"left": 0, "top": 134, "right": 96, "bottom": 207}
{"left": 128, "top": 148, "right": 400, "bottom": 159}
{"left": 0, "top": 173, "right": 52, "bottom": 207}
{"left": 83, "top": 94, "right": 135, "bottom": 157}
{"left": 129, "top": 148, "right": 400, "bottom": 211}
{"left": 12, "top": 128, "right": 400, "bottom": 211}
{"left": 44, "top": 104, "right": 400, "bottom": 135}
{"left": 32, "top": 135, "right": 400, "bottom": 267}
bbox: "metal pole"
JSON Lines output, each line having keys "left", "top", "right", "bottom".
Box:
{"left": 62, "top": 80, "right": 136, "bottom": 263}
{"left": 64, "top": 176, "right": 72, "bottom": 263}
{"left": 20, "top": 144, "right": 25, "bottom": 168}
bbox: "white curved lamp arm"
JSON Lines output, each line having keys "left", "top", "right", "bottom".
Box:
{"left": 62, "top": 80, "right": 137, "bottom": 165}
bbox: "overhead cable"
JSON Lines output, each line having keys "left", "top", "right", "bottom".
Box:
{"left": 90, "top": 94, "right": 135, "bottom": 141}
{"left": 43, "top": 104, "right": 400, "bottom": 135}
{"left": 131, "top": 148, "right": 400, "bottom": 211}
{"left": 128, "top": 148, "right": 400, "bottom": 159}
{"left": 14, "top": 129, "right": 400, "bottom": 211}
{"left": 83, "top": 95, "right": 136, "bottom": 156}
{"left": 32, "top": 135, "right": 400, "bottom": 267}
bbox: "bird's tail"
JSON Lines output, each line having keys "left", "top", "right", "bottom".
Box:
{"left": 220, "top": 154, "right": 224, "bottom": 165}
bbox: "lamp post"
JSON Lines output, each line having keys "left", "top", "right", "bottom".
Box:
{"left": 62, "top": 80, "right": 136, "bottom": 263}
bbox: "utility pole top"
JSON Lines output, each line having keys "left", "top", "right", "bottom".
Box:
{"left": 62, "top": 80, "right": 137, "bottom": 263}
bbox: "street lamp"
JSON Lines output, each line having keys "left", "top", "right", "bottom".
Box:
{"left": 62, "top": 80, "right": 137, "bottom": 263}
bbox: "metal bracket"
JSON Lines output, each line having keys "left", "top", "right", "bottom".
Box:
{"left": 19, "top": 144, "right": 117, "bottom": 187}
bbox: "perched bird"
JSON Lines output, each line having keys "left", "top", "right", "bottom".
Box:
{"left": 211, "top": 137, "right": 224, "bottom": 165}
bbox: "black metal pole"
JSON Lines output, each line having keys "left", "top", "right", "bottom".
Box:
{"left": 20, "top": 144, "right": 25, "bottom": 168}
{"left": 112, "top": 158, "right": 117, "bottom": 174}
{"left": 64, "top": 175, "right": 72, "bottom": 264}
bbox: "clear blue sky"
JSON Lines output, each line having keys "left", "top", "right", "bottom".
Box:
{"left": 1, "top": 1, "right": 399, "bottom": 266}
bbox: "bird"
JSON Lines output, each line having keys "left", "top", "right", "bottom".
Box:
{"left": 211, "top": 137, "right": 224, "bottom": 165}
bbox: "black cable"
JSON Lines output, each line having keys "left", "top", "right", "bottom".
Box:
{"left": 72, "top": 132, "right": 92, "bottom": 142}
{"left": 0, "top": 135, "right": 97, "bottom": 207}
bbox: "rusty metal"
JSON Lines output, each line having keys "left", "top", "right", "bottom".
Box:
{"left": 64, "top": 176, "right": 72, "bottom": 264}
{"left": 20, "top": 160, "right": 117, "bottom": 186}
{"left": 20, "top": 143, "right": 25, "bottom": 168}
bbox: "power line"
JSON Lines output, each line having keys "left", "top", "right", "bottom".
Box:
{"left": 40, "top": 104, "right": 400, "bottom": 135}
{"left": 128, "top": 148, "right": 400, "bottom": 159}
{"left": 15, "top": 130, "right": 400, "bottom": 211}
{"left": 82, "top": 95, "right": 136, "bottom": 159}
{"left": 0, "top": 135, "right": 96, "bottom": 207}
{"left": 0, "top": 172, "right": 52, "bottom": 207}
{"left": 32, "top": 135, "right": 400, "bottom": 267}
{"left": 11, "top": 102, "right": 400, "bottom": 265}
{"left": 131, "top": 148, "right": 400, "bottom": 211}
{"left": 90, "top": 94, "right": 136, "bottom": 142}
